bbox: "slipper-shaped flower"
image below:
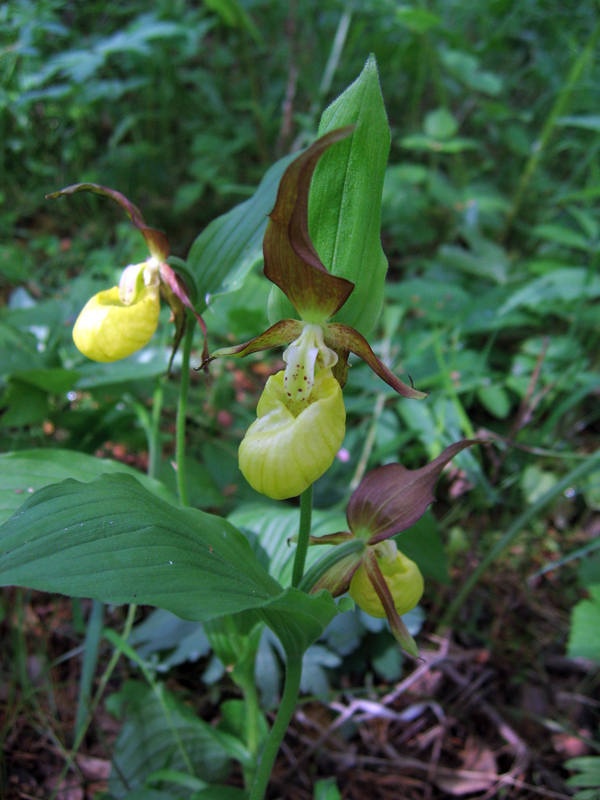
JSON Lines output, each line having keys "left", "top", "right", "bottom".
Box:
{"left": 301, "top": 440, "right": 480, "bottom": 655}
{"left": 48, "top": 183, "right": 206, "bottom": 365}
{"left": 204, "top": 128, "right": 427, "bottom": 498}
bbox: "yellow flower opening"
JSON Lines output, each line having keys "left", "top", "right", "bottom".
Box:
{"left": 72, "top": 261, "right": 161, "bottom": 363}
{"left": 239, "top": 367, "right": 346, "bottom": 500}
{"left": 349, "top": 543, "right": 424, "bottom": 619}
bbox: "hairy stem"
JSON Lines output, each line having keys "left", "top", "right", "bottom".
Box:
{"left": 176, "top": 316, "right": 196, "bottom": 507}
{"left": 292, "top": 485, "right": 313, "bottom": 588}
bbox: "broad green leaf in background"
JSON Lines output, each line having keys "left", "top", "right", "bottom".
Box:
{"left": 187, "top": 153, "right": 294, "bottom": 308}
{"left": 567, "top": 584, "right": 600, "bottom": 663}
{"left": 108, "top": 681, "right": 230, "bottom": 799}
{"left": 0, "top": 449, "right": 177, "bottom": 526}
{"left": 269, "top": 54, "right": 391, "bottom": 337}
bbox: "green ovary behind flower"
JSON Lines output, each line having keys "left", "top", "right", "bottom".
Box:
{"left": 349, "top": 550, "right": 424, "bottom": 618}
{"left": 239, "top": 368, "right": 345, "bottom": 500}
{"left": 73, "top": 285, "right": 160, "bottom": 362}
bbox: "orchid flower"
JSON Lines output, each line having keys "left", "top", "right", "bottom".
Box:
{"left": 204, "top": 128, "right": 426, "bottom": 499}
{"left": 48, "top": 184, "right": 206, "bottom": 365}
{"left": 301, "top": 440, "right": 478, "bottom": 655}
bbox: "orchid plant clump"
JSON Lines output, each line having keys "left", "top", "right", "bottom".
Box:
{"left": 0, "top": 58, "right": 482, "bottom": 800}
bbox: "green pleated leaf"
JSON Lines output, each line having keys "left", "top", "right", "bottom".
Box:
{"left": 0, "top": 473, "right": 282, "bottom": 618}
{"left": 0, "top": 449, "right": 177, "bottom": 526}
{"left": 311, "top": 54, "right": 391, "bottom": 336}
{"left": 0, "top": 473, "right": 339, "bottom": 656}
{"left": 187, "top": 153, "right": 294, "bottom": 309}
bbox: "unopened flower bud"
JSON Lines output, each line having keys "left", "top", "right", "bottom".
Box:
{"left": 239, "top": 367, "right": 345, "bottom": 499}
{"left": 349, "top": 546, "right": 424, "bottom": 618}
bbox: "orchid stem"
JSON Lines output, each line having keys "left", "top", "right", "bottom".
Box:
{"left": 148, "top": 377, "right": 164, "bottom": 480}
{"left": 292, "top": 485, "right": 313, "bottom": 588}
{"left": 176, "top": 316, "right": 196, "bottom": 507}
{"left": 248, "top": 654, "right": 302, "bottom": 800}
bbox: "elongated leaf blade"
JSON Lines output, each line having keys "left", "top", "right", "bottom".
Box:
{"left": 311, "top": 54, "right": 391, "bottom": 336}
{"left": 0, "top": 449, "right": 177, "bottom": 526}
{"left": 187, "top": 154, "right": 294, "bottom": 308}
{"left": 0, "top": 474, "right": 282, "bottom": 619}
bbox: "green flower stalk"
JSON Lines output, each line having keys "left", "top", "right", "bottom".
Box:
{"left": 301, "top": 440, "right": 479, "bottom": 655}
{"left": 47, "top": 183, "right": 206, "bottom": 365}
{"left": 204, "top": 128, "right": 426, "bottom": 500}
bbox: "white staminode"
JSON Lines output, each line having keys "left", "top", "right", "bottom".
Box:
{"left": 119, "top": 258, "right": 160, "bottom": 305}
{"left": 282, "top": 323, "right": 338, "bottom": 403}
{"left": 373, "top": 539, "right": 398, "bottom": 563}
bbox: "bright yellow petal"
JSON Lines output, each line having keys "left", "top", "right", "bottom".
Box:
{"left": 73, "top": 285, "right": 160, "bottom": 362}
{"left": 239, "top": 368, "right": 345, "bottom": 500}
{"left": 349, "top": 551, "right": 424, "bottom": 618}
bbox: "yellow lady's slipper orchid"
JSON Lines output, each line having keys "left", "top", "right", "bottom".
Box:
{"left": 349, "top": 542, "right": 423, "bottom": 619}
{"left": 73, "top": 264, "right": 160, "bottom": 362}
{"left": 48, "top": 182, "right": 208, "bottom": 366}
{"left": 304, "top": 440, "right": 480, "bottom": 655}
{"left": 239, "top": 366, "right": 345, "bottom": 500}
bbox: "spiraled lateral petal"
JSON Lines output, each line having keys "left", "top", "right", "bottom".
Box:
{"left": 362, "top": 549, "right": 419, "bottom": 657}
{"left": 324, "top": 322, "right": 427, "bottom": 399}
{"left": 263, "top": 128, "right": 355, "bottom": 322}
{"left": 203, "top": 319, "right": 304, "bottom": 369}
{"left": 347, "top": 440, "right": 480, "bottom": 545}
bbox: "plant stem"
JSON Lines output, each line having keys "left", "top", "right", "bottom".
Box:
{"left": 501, "top": 20, "right": 600, "bottom": 242}
{"left": 148, "top": 377, "right": 165, "bottom": 480}
{"left": 438, "top": 447, "right": 600, "bottom": 630}
{"left": 176, "top": 316, "right": 196, "bottom": 507}
{"left": 249, "top": 655, "right": 302, "bottom": 800}
{"left": 292, "top": 485, "right": 313, "bottom": 588}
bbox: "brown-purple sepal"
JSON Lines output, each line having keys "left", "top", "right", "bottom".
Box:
{"left": 46, "top": 183, "right": 169, "bottom": 262}
{"left": 264, "top": 128, "right": 355, "bottom": 322}
{"left": 309, "top": 551, "right": 364, "bottom": 598}
{"left": 364, "top": 550, "right": 419, "bottom": 657}
{"left": 201, "top": 319, "right": 304, "bottom": 371}
{"left": 159, "top": 262, "right": 209, "bottom": 369}
{"left": 347, "top": 440, "right": 480, "bottom": 545}
{"left": 324, "top": 323, "right": 427, "bottom": 399}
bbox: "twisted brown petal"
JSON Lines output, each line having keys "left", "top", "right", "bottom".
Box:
{"left": 363, "top": 549, "right": 419, "bottom": 657}
{"left": 324, "top": 323, "right": 427, "bottom": 399}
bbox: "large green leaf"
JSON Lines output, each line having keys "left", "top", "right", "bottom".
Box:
{"left": 0, "top": 449, "right": 177, "bottom": 526}
{"left": 0, "top": 474, "right": 339, "bottom": 653}
{"left": 0, "top": 473, "right": 281, "bottom": 617}
{"left": 187, "top": 153, "right": 294, "bottom": 308}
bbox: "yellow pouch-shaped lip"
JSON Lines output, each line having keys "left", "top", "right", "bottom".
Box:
{"left": 349, "top": 551, "right": 424, "bottom": 618}
{"left": 73, "top": 285, "right": 160, "bottom": 363}
{"left": 239, "top": 368, "right": 346, "bottom": 500}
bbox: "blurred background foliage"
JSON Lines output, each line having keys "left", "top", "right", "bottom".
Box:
{"left": 1, "top": 0, "right": 600, "bottom": 795}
